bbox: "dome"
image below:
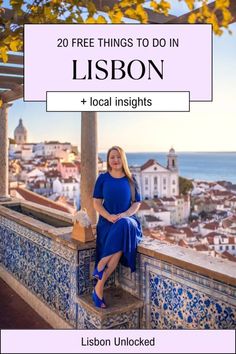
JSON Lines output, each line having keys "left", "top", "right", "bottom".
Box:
{"left": 14, "top": 119, "right": 27, "bottom": 135}
{"left": 168, "top": 147, "right": 176, "bottom": 155}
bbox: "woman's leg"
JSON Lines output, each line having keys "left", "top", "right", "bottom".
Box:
{"left": 95, "top": 250, "right": 122, "bottom": 304}
{"left": 96, "top": 254, "right": 113, "bottom": 271}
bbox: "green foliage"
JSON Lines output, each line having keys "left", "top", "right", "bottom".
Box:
{"left": 179, "top": 176, "right": 193, "bottom": 195}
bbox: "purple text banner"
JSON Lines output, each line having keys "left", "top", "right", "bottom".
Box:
{"left": 24, "top": 24, "right": 212, "bottom": 102}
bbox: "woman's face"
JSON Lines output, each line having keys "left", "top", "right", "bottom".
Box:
{"left": 108, "top": 149, "right": 123, "bottom": 171}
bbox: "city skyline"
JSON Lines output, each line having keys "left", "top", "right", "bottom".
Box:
{"left": 7, "top": 22, "right": 236, "bottom": 153}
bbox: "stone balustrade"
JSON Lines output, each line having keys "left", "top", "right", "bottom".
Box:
{"left": 0, "top": 200, "right": 235, "bottom": 329}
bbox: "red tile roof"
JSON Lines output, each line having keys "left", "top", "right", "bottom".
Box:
{"left": 221, "top": 251, "right": 236, "bottom": 262}
{"left": 139, "top": 201, "right": 151, "bottom": 210}
{"left": 161, "top": 197, "right": 176, "bottom": 202}
{"left": 195, "top": 244, "right": 209, "bottom": 251}
{"left": 203, "top": 222, "right": 219, "bottom": 230}
{"left": 11, "top": 187, "right": 71, "bottom": 214}
{"left": 178, "top": 239, "right": 188, "bottom": 248}
{"left": 140, "top": 159, "right": 156, "bottom": 171}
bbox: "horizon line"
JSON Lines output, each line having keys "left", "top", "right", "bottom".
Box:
{"left": 98, "top": 150, "right": 236, "bottom": 154}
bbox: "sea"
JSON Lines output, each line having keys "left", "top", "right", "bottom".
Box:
{"left": 98, "top": 152, "right": 236, "bottom": 184}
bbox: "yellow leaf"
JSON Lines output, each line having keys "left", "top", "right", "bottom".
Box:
{"left": 97, "top": 15, "right": 107, "bottom": 24}
{"left": 10, "top": 40, "right": 19, "bottom": 51}
{"left": 185, "top": 0, "right": 195, "bottom": 11}
{"left": 86, "top": 17, "right": 96, "bottom": 24}
{"left": 0, "top": 99, "right": 3, "bottom": 108}
{"left": 0, "top": 47, "right": 8, "bottom": 63}
{"left": 136, "top": 4, "right": 148, "bottom": 23}
{"left": 160, "top": 0, "right": 171, "bottom": 11}
{"left": 188, "top": 13, "right": 197, "bottom": 24}
{"left": 125, "top": 8, "right": 137, "bottom": 20}
{"left": 215, "top": 0, "right": 230, "bottom": 10}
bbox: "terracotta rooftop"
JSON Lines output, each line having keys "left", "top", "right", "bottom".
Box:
{"left": 140, "top": 159, "right": 165, "bottom": 171}
{"left": 206, "top": 231, "right": 225, "bottom": 238}
{"left": 140, "top": 159, "right": 155, "bottom": 171}
{"left": 228, "top": 237, "right": 236, "bottom": 244}
{"left": 203, "top": 222, "right": 219, "bottom": 230}
{"left": 178, "top": 239, "right": 189, "bottom": 248}
{"left": 11, "top": 187, "right": 71, "bottom": 213}
{"left": 139, "top": 201, "right": 151, "bottom": 210}
{"left": 180, "top": 227, "right": 194, "bottom": 237}
{"left": 221, "top": 251, "right": 236, "bottom": 262}
{"left": 161, "top": 197, "right": 176, "bottom": 202}
{"left": 195, "top": 244, "right": 209, "bottom": 252}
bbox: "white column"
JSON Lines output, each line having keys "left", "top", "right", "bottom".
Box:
{"left": 80, "top": 112, "right": 97, "bottom": 225}
{"left": 0, "top": 103, "right": 11, "bottom": 201}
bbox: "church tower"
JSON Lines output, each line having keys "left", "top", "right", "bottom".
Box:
{"left": 167, "top": 147, "right": 178, "bottom": 171}
{"left": 14, "top": 118, "right": 28, "bottom": 145}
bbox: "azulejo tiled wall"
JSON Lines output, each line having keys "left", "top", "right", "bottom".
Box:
{"left": 118, "top": 253, "right": 236, "bottom": 329}
{"left": 0, "top": 215, "right": 77, "bottom": 327}
{"left": 77, "top": 303, "right": 139, "bottom": 329}
{"left": 78, "top": 248, "right": 115, "bottom": 296}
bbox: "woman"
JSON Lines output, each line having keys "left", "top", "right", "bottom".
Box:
{"left": 92, "top": 146, "right": 142, "bottom": 308}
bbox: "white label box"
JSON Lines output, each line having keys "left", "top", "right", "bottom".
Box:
{"left": 46, "top": 91, "right": 190, "bottom": 112}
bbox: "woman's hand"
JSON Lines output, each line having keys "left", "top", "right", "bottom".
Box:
{"left": 118, "top": 212, "right": 128, "bottom": 219}
{"left": 107, "top": 214, "right": 120, "bottom": 223}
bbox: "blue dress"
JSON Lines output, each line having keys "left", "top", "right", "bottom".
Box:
{"left": 93, "top": 172, "right": 142, "bottom": 272}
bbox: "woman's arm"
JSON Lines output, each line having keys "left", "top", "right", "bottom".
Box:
{"left": 119, "top": 202, "right": 141, "bottom": 218}
{"left": 93, "top": 198, "right": 120, "bottom": 223}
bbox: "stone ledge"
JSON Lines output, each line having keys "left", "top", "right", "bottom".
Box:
{"left": 138, "top": 236, "right": 236, "bottom": 287}
{"left": 0, "top": 201, "right": 96, "bottom": 251}
{"left": 77, "top": 287, "right": 143, "bottom": 329}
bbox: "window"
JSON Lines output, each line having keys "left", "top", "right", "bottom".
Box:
{"left": 145, "top": 177, "right": 148, "bottom": 185}
{"left": 154, "top": 167, "right": 157, "bottom": 171}
{"left": 172, "top": 188, "right": 175, "bottom": 194}
{"left": 172, "top": 180, "right": 176, "bottom": 185}
{"left": 154, "top": 177, "right": 157, "bottom": 185}
{"left": 163, "top": 178, "right": 166, "bottom": 185}
{"left": 226, "top": 245, "right": 229, "bottom": 250}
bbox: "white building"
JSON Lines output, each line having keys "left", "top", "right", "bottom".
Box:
{"left": 34, "top": 141, "right": 72, "bottom": 157}
{"left": 130, "top": 148, "right": 179, "bottom": 200}
{"left": 53, "top": 177, "right": 80, "bottom": 201}
{"left": 137, "top": 201, "right": 171, "bottom": 227}
{"left": 160, "top": 195, "right": 190, "bottom": 225}
{"left": 21, "top": 144, "right": 35, "bottom": 161}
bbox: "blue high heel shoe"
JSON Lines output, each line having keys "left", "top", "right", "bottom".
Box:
{"left": 92, "top": 265, "right": 107, "bottom": 280}
{"left": 92, "top": 289, "right": 106, "bottom": 308}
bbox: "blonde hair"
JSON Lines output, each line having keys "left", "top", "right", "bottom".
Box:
{"left": 107, "top": 146, "right": 134, "bottom": 184}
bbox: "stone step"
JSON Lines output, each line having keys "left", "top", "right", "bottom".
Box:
{"left": 77, "top": 286, "right": 143, "bottom": 329}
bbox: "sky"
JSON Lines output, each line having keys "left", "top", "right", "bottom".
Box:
{"left": 5, "top": 2, "right": 236, "bottom": 153}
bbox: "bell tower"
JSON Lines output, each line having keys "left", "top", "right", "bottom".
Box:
{"left": 167, "top": 147, "right": 178, "bottom": 171}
